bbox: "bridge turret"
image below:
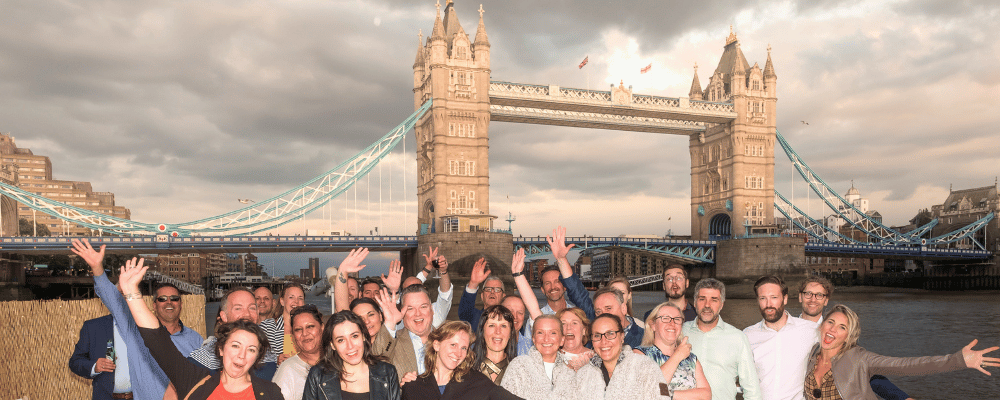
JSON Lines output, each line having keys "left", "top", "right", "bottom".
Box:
{"left": 729, "top": 42, "right": 746, "bottom": 97}
{"left": 413, "top": 31, "right": 426, "bottom": 100}
{"left": 763, "top": 45, "right": 777, "bottom": 97}
{"left": 472, "top": 5, "right": 490, "bottom": 66}
{"left": 689, "top": 63, "right": 703, "bottom": 101}
{"left": 429, "top": 2, "right": 447, "bottom": 64}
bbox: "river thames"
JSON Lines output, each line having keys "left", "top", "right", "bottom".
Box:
{"left": 209, "top": 288, "right": 999, "bottom": 399}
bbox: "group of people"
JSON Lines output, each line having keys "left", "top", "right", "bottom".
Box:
{"left": 69, "top": 226, "right": 998, "bottom": 400}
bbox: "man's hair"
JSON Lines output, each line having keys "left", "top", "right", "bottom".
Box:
{"left": 662, "top": 264, "right": 687, "bottom": 280}
{"left": 154, "top": 282, "right": 180, "bottom": 296}
{"left": 482, "top": 276, "right": 503, "bottom": 288}
{"left": 472, "top": 305, "right": 517, "bottom": 368}
{"left": 220, "top": 287, "right": 255, "bottom": 314}
{"left": 540, "top": 266, "right": 562, "bottom": 280}
{"left": 693, "top": 278, "right": 726, "bottom": 303}
{"left": 214, "top": 320, "right": 269, "bottom": 370}
{"left": 799, "top": 275, "right": 834, "bottom": 297}
{"left": 400, "top": 283, "right": 431, "bottom": 305}
{"left": 556, "top": 307, "right": 592, "bottom": 344}
{"left": 360, "top": 277, "right": 383, "bottom": 291}
{"left": 593, "top": 286, "right": 624, "bottom": 305}
{"left": 422, "top": 321, "right": 476, "bottom": 382}
{"left": 753, "top": 275, "right": 788, "bottom": 297}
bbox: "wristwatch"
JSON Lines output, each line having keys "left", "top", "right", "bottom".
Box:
{"left": 511, "top": 271, "right": 523, "bottom": 278}
{"left": 124, "top": 292, "right": 143, "bottom": 301}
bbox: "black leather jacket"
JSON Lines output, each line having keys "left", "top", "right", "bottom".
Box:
{"left": 303, "top": 360, "right": 401, "bottom": 400}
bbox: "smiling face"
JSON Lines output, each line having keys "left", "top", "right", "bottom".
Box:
{"left": 433, "top": 330, "right": 471, "bottom": 374}
{"left": 532, "top": 318, "right": 563, "bottom": 362}
{"left": 541, "top": 270, "right": 565, "bottom": 303}
{"left": 483, "top": 315, "right": 511, "bottom": 355}
{"left": 559, "top": 311, "right": 588, "bottom": 353}
{"left": 291, "top": 312, "right": 322, "bottom": 356}
{"left": 223, "top": 290, "right": 259, "bottom": 324}
{"left": 662, "top": 267, "right": 688, "bottom": 300}
{"left": 154, "top": 286, "right": 182, "bottom": 324}
{"left": 501, "top": 296, "right": 526, "bottom": 331}
{"left": 799, "top": 282, "right": 829, "bottom": 319}
{"left": 694, "top": 288, "right": 723, "bottom": 326}
{"left": 219, "top": 329, "right": 260, "bottom": 380}
{"left": 351, "top": 302, "right": 384, "bottom": 337}
{"left": 591, "top": 317, "right": 623, "bottom": 363}
{"left": 756, "top": 283, "right": 787, "bottom": 324}
{"left": 280, "top": 286, "right": 305, "bottom": 316}
{"left": 361, "top": 282, "right": 381, "bottom": 300}
{"left": 594, "top": 292, "right": 627, "bottom": 326}
{"left": 401, "top": 291, "right": 434, "bottom": 338}
{"left": 332, "top": 320, "right": 366, "bottom": 366}
{"left": 482, "top": 279, "right": 504, "bottom": 307}
{"left": 820, "top": 312, "right": 850, "bottom": 352}
{"left": 652, "top": 306, "right": 684, "bottom": 344}
{"left": 253, "top": 287, "right": 274, "bottom": 317}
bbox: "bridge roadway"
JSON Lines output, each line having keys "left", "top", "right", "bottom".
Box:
{"left": 0, "top": 235, "right": 989, "bottom": 261}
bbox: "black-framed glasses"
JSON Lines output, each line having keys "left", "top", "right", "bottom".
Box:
{"left": 591, "top": 330, "right": 622, "bottom": 342}
{"left": 655, "top": 315, "right": 685, "bottom": 325}
{"left": 801, "top": 291, "right": 828, "bottom": 300}
{"left": 155, "top": 295, "right": 181, "bottom": 303}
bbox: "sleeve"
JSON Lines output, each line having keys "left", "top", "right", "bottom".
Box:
{"left": 432, "top": 285, "right": 454, "bottom": 327}
{"left": 866, "top": 348, "right": 966, "bottom": 377}
{"left": 458, "top": 289, "right": 479, "bottom": 325}
{"left": 498, "top": 358, "right": 524, "bottom": 396}
{"left": 68, "top": 321, "right": 96, "bottom": 379}
{"left": 385, "top": 362, "right": 402, "bottom": 400}
{"left": 870, "top": 375, "right": 910, "bottom": 400}
{"left": 736, "top": 332, "right": 763, "bottom": 400}
{"left": 301, "top": 366, "right": 322, "bottom": 400}
{"left": 272, "top": 360, "right": 295, "bottom": 400}
{"left": 560, "top": 274, "right": 594, "bottom": 320}
{"left": 139, "top": 326, "right": 211, "bottom": 396}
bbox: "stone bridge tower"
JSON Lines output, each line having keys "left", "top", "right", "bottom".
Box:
{"left": 413, "top": 0, "right": 494, "bottom": 235}
{"left": 689, "top": 30, "right": 778, "bottom": 239}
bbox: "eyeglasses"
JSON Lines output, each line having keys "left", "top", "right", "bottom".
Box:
{"left": 483, "top": 287, "right": 505, "bottom": 293}
{"left": 155, "top": 295, "right": 181, "bottom": 303}
{"left": 800, "top": 292, "right": 828, "bottom": 300}
{"left": 664, "top": 276, "right": 685, "bottom": 283}
{"left": 655, "top": 315, "right": 685, "bottom": 325}
{"left": 591, "top": 330, "right": 622, "bottom": 342}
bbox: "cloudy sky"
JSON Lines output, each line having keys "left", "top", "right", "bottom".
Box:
{"left": 1, "top": 0, "right": 997, "bottom": 275}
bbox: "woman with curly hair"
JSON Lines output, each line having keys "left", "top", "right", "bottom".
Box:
{"left": 302, "top": 310, "right": 400, "bottom": 400}
{"left": 402, "top": 321, "right": 522, "bottom": 400}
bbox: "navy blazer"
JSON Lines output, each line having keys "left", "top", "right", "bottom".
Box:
{"left": 69, "top": 315, "right": 115, "bottom": 400}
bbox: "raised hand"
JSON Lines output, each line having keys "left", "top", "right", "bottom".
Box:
{"left": 118, "top": 257, "right": 148, "bottom": 295}
{"left": 436, "top": 255, "right": 449, "bottom": 274}
{"left": 672, "top": 336, "right": 692, "bottom": 361}
{"left": 962, "top": 339, "right": 1000, "bottom": 375}
{"left": 381, "top": 259, "right": 403, "bottom": 293}
{"left": 546, "top": 226, "right": 576, "bottom": 261}
{"left": 422, "top": 246, "right": 439, "bottom": 271}
{"left": 468, "top": 257, "right": 490, "bottom": 289}
{"left": 70, "top": 239, "right": 105, "bottom": 276}
{"left": 511, "top": 248, "right": 526, "bottom": 275}
{"left": 339, "top": 248, "right": 370, "bottom": 275}
{"left": 375, "top": 287, "right": 402, "bottom": 327}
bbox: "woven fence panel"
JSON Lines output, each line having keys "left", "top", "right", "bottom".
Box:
{"left": 0, "top": 295, "right": 205, "bottom": 400}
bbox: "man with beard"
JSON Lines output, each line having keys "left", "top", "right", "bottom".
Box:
{"left": 539, "top": 266, "right": 574, "bottom": 315}
{"left": 153, "top": 283, "right": 203, "bottom": 357}
{"left": 643, "top": 264, "right": 696, "bottom": 322}
{"left": 743, "top": 276, "right": 817, "bottom": 400}
{"left": 681, "top": 278, "right": 761, "bottom": 400}
{"left": 272, "top": 305, "right": 323, "bottom": 400}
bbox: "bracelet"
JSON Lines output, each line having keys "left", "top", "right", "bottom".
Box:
{"left": 338, "top": 274, "right": 348, "bottom": 283}
{"left": 439, "top": 271, "right": 448, "bottom": 275}
{"left": 423, "top": 268, "right": 433, "bottom": 275}
{"left": 124, "top": 292, "right": 142, "bottom": 301}
{"left": 511, "top": 272, "right": 523, "bottom": 278}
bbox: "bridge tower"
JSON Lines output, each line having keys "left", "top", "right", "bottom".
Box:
{"left": 689, "top": 30, "right": 777, "bottom": 240}
{"left": 413, "top": 0, "right": 495, "bottom": 235}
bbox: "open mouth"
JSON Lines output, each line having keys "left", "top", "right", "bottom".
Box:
{"left": 823, "top": 333, "right": 835, "bottom": 344}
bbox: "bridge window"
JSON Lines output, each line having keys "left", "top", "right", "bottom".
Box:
{"left": 745, "top": 175, "right": 764, "bottom": 189}
{"left": 455, "top": 46, "right": 467, "bottom": 60}
{"left": 448, "top": 160, "right": 476, "bottom": 176}
{"left": 449, "top": 123, "right": 476, "bottom": 138}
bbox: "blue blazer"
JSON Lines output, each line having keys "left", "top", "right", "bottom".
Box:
{"left": 69, "top": 315, "right": 115, "bottom": 400}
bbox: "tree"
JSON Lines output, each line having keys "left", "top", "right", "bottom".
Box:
{"left": 18, "top": 218, "right": 51, "bottom": 236}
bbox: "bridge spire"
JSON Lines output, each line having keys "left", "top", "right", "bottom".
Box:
{"left": 689, "top": 62, "right": 703, "bottom": 100}
{"left": 473, "top": 4, "right": 490, "bottom": 49}
{"left": 431, "top": 1, "right": 445, "bottom": 41}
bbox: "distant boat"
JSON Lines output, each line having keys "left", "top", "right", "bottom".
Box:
{"left": 308, "top": 268, "right": 333, "bottom": 297}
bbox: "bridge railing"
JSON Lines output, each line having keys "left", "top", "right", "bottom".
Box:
{"left": 145, "top": 270, "right": 204, "bottom": 295}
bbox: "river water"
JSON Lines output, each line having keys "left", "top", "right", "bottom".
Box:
{"left": 210, "top": 289, "right": 999, "bottom": 399}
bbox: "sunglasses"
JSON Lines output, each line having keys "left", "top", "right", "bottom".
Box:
{"left": 155, "top": 295, "right": 181, "bottom": 303}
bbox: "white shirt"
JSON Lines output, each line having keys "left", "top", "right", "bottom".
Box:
{"left": 272, "top": 355, "right": 311, "bottom": 400}
{"left": 743, "top": 313, "right": 819, "bottom": 400}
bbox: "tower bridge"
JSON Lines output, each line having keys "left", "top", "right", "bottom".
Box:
{"left": 0, "top": 0, "right": 993, "bottom": 285}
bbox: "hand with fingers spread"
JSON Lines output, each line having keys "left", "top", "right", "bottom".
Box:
{"left": 70, "top": 239, "right": 106, "bottom": 276}
{"left": 546, "top": 226, "right": 576, "bottom": 261}
{"left": 339, "top": 248, "right": 370, "bottom": 276}
{"left": 119, "top": 257, "right": 148, "bottom": 295}
{"left": 381, "top": 259, "right": 403, "bottom": 294}
{"left": 510, "top": 248, "right": 526, "bottom": 275}
{"left": 334, "top": 248, "right": 369, "bottom": 312}
{"left": 375, "top": 287, "right": 402, "bottom": 328}
{"left": 421, "top": 246, "right": 439, "bottom": 274}
{"left": 467, "top": 257, "right": 490, "bottom": 290}
{"left": 962, "top": 339, "right": 1000, "bottom": 375}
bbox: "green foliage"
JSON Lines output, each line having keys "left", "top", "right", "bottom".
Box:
{"left": 18, "top": 218, "right": 51, "bottom": 236}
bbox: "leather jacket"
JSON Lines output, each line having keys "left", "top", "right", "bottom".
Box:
{"left": 806, "top": 344, "right": 965, "bottom": 400}
{"left": 302, "top": 360, "right": 401, "bottom": 400}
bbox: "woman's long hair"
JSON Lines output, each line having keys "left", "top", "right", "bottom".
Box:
{"left": 823, "top": 304, "right": 861, "bottom": 355}
{"left": 214, "top": 319, "right": 270, "bottom": 371}
{"left": 607, "top": 276, "right": 635, "bottom": 318}
{"left": 318, "top": 310, "right": 382, "bottom": 379}
{"left": 274, "top": 284, "right": 304, "bottom": 319}
{"left": 421, "top": 320, "right": 477, "bottom": 383}
{"left": 472, "top": 305, "right": 517, "bottom": 367}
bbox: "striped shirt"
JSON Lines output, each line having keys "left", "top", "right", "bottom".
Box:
{"left": 188, "top": 318, "right": 281, "bottom": 369}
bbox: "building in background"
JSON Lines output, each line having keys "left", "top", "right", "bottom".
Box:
{"left": 0, "top": 132, "right": 130, "bottom": 236}
{"left": 308, "top": 257, "right": 320, "bottom": 280}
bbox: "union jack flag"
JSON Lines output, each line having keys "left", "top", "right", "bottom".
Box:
{"left": 579, "top": 56, "right": 589, "bottom": 69}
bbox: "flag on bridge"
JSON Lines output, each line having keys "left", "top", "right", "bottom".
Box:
{"left": 579, "top": 56, "right": 589, "bottom": 69}
{"left": 641, "top": 63, "right": 652, "bottom": 74}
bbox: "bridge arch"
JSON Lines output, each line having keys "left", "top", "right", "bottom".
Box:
{"left": 709, "top": 213, "right": 732, "bottom": 240}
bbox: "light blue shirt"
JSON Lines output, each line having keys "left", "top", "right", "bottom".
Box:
{"left": 170, "top": 323, "right": 204, "bottom": 357}
{"left": 540, "top": 298, "right": 575, "bottom": 315}
{"left": 408, "top": 330, "right": 427, "bottom": 375}
{"left": 112, "top": 322, "right": 131, "bottom": 393}
{"left": 682, "top": 317, "right": 762, "bottom": 400}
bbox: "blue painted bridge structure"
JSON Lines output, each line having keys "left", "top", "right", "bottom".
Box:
{"left": 0, "top": 235, "right": 990, "bottom": 262}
